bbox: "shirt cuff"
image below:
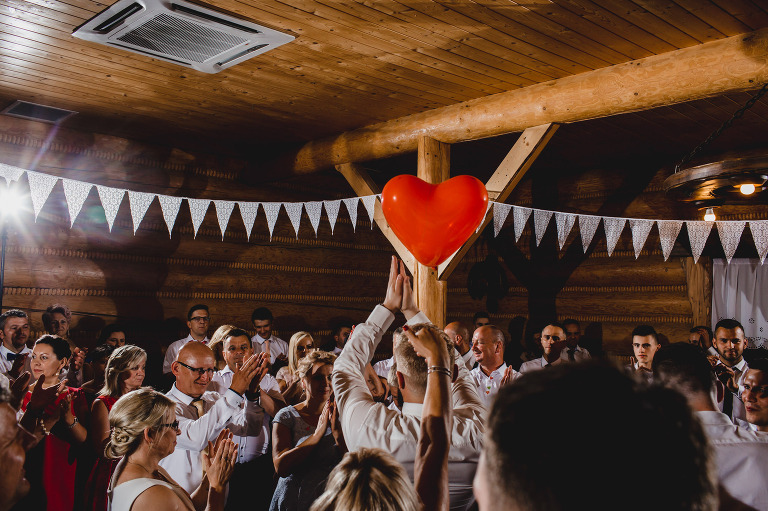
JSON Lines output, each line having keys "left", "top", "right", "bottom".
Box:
{"left": 406, "top": 311, "right": 430, "bottom": 326}
{"left": 369, "top": 304, "right": 396, "bottom": 331}
{"left": 224, "top": 388, "right": 245, "bottom": 407}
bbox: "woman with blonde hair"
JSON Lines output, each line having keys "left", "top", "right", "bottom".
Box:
{"left": 208, "top": 325, "right": 236, "bottom": 371}
{"left": 85, "top": 344, "right": 147, "bottom": 511}
{"left": 106, "top": 387, "right": 237, "bottom": 511}
{"left": 270, "top": 350, "right": 345, "bottom": 510}
{"left": 275, "top": 331, "right": 315, "bottom": 404}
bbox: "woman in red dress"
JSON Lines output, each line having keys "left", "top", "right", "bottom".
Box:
{"left": 84, "top": 344, "right": 146, "bottom": 511}
{"left": 21, "top": 335, "right": 88, "bottom": 511}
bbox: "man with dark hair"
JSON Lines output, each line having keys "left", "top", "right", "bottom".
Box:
{"left": 630, "top": 325, "right": 661, "bottom": 374}
{"left": 470, "top": 325, "right": 519, "bottom": 406}
{"left": 0, "top": 310, "right": 31, "bottom": 378}
{"left": 653, "top": 343, "right": 768, "bottom": 510}
{"left": 163, "top": 304, "right": 211, "bottom": 374}
{"left": 560, "top": 319, "right": 590, "bottom": 362}
{"left": 519, "top": 323, "right": 565, "bottom": 373}
{"left": 689, "top": 327, "right": 705, "bottom": 348}
{"left": 250, "top": 307, "right": 288, "bottom": 365}
{"left": 693, "top": 325, "right": 717, "bottom": 356}
{"left": 712, "top": 318, "right": 749, "bottom": 422}
{"left": 743, "top": 357, "right": 768, "bottom": 433}
{"left": 444, "top": 322, "right": 473, "bottom": 370}
{"left": 474, "top": 362, "right": 717, "bottom": 511}
{"left": 473, "top": 312, "right": 490, "bottom": 330}
{"left": 331, "top": 322, "right": 352, "bottom": 355}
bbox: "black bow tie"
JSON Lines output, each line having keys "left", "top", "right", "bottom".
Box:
{"left": 6, "top": 352, "right": 18, "bottom": 362}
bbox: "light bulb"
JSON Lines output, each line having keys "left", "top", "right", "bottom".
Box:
{"left": 740, "top": 183, "right": 756, "bottom": 195}
{"left": 704, "top": 208, "right": 716, "bottom": 222}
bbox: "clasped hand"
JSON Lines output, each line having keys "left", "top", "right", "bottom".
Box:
{"left": 382, "top": 256, "right": 419, "bottom": 319}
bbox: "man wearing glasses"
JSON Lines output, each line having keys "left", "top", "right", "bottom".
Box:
{"left": 519, "top": 323, "right": 566, "bottom": 374}
{"left": 163, "top": 304, "right": 212, "bottom": 375}
{"left": 161, "top": 341, "right": 263, "bottom": 494}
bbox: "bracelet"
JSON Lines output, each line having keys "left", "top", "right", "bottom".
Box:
{"left": 67, "top": 417, "right": 79, "bottom": 429}
{"left": 427, "top": 366, "right": 452, "bottom": 377}
{"left": 38, "top": 418, "right": 50, "bottom": 436}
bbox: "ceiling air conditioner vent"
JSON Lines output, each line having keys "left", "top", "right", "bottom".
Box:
{"left": 72, "top": 0, "right": 294, "bottom": 74}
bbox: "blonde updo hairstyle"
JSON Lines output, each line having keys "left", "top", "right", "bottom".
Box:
{"left": 105, "top": 387, "right": 176, "bottom": 459}
{"left": 100, "top": 344, "right": 147, "bottom": 398}
{"left": 309, "top": 448, "right": 421, "bottom": 511}
{"left": 287, "top": 331, "right": 314, "bottom": 376}
{"left": 296, "top": 349, "right": 336, "bottom": 381}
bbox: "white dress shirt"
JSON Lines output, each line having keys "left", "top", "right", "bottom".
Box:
{"left": 209, "top": 367, "right": 281, "bottom": 463}
{"left": 715, "top": 358, "right": 748, "bottom": 423}
{"left": 0, "top": 344, "right": 31, "bottom": 377}
{"left": 159, "top": 383, "right": 249, "bottom": 493}
{"left": 163, "top": 334, "right": 210, "bottom": 374}
{"left": 519, "top": 356, "right": 549, "bottom": 374}
{"left": 332, "top": 305, "right": 485, "bottom": 511}
{"left": 251, "top": 334, "right": 288, "bottom": 365}
{"left": 697, "top": 410, "right": 768, "bottom": 510}
{"left": 372, "top": 357, "right": 393, "bottom": 379}
{"left": 470, "top": 363, "right": 519, "bottom": 408}
{"left": 459, "top": 349, "right": 474, "bottom": 371}
{"left": 558, "top": 345, "right": 591, "bottom": 362}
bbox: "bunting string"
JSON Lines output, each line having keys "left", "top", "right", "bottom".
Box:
{"left": 0, "top": 163, "right": 766, "bottom": 264}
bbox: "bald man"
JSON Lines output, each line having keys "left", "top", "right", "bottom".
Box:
{"left": 520, "top": 324, "right": 566, "bottom": 374}
{"left": 470, "top": 325, "right": 520, "bottom": 407}
{"left": 159, "top": 342, "right": 265, "bottom": 493}
{"left": 444, "top": 321, "right": 474, "bottom": 370}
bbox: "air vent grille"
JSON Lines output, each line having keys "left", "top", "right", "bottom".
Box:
{"left": 1, "top": 101, "right": 77, "bottom": 124}
{"left": 116, "top": 13, "right": 247, "bottom": 63}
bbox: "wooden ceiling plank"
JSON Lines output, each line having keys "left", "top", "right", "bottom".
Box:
{"left": 275, "top": 27, "right": 768, "bottom": 174}
{"left": 713, "top": 0, "right": 768, "bottom": 29}
{"left": 335, "top": 162, "right": 416, "bottom": 274}
{"left": 587, "top": 0, "right": 703, "bottom": 47}
{"left": 438, "top": 123, "right": 559, "bottom": 280}
{"left": 432, "top": 0, "right": 630, "bottom": 67}
{"left": 628, "top": 0, "right": 728, "bottom": 41}
{"left": 671, "top": 0, "right": 753, "bottom": 35}
{"left": 482, "top": 0, "right": 654, "bottom": 60}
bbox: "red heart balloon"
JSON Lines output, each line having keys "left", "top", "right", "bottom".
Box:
{"left": 382, "top": 175, "right": 489, "bottom": 267}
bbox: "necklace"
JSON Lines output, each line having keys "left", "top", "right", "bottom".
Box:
{"left": 126, "top": 459, "right": 156, "bottom": 476}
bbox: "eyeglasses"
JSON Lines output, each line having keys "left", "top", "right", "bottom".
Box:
{"left": 159, "top": 420, "right": 180, "bottom": 430}
{"left": 189, "top": 316, "right": 210, "bottom": 323}
{"left": 177, "top": 361, "right": 215, "bottom": 377}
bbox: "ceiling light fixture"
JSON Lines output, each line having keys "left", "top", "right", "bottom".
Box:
{"left": 740, "top": 183, "right": 756, "bottom": 195}
{"left": 703, "top": 208, "right": 716, "bottom": 222}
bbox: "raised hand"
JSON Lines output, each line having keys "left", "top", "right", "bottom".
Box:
{"left": 500, "top": 366, "right": 517, "bottom": 386}
{"left": 401, "top": 273, "right": 419, "bottom": 320}
{"left": 329, "top": 399, "right": 346, "bottom": 450}
{"left": 203, "top": 429, "right": 237, "bottom": 491}
{"left": 382, "top": 256, "right": 404, "bottom": 313}
{"left": 70, "top": 348, "right": 86, "bottom": 372}
{"left": 313, "top": 400, "right": 331, "bottom": 439}
{"left": 9, "top": 371, "right": 31, "bottom": 410}
{"left": 9, "top": 352, "right": 28, "bottom": 379}
{"left": 229, "top": 354, "right": 261, "bottom": 395}
{"left": 403, "top": 325, "right": 449, "bottom": 368}
{"left": 27, "top": 379, "right": 67, "bottom": 413}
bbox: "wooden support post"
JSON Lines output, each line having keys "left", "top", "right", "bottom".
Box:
{"left": 683, "top": 256, "right": 713, "bottom": 328}
{"left": 414, "top": 136, "right": 449, "bottom": 328}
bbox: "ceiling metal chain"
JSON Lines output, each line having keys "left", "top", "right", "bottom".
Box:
{"left": 674, "top": 82, "right": 768, "bottom": 173}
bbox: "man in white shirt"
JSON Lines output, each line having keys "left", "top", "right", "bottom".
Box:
{"left": 629, "top": 325, "right": 661, "bottom": 382}
{"left": 470, "top": 325, "right": 519, "bottom": 407}
{"left": 333, "top": 257, "right": 485, "bottom": 511}
{"left": 711, "top": 319, "right": 749, "bottom": 423}
{"left": 653, "top": 342, "right": 768, "bottom": 510}
{"left": 163, "top": 304, "right": 211, "bottom": 375}
{"left": 0, "top": 310, "right": 31, "bottom": 378}
{"left": 519, "top": 323, "right": 565, "bottom": 374}
{"left": 560, "top": 319, "right": 591, "bottom": 362}
{"left": 330, "top": 323, "right": 352, "bottom": 355}
{"left": 250, "top": 307, "right": 288, "bottom": 366}
{"left": 159, "top": 341, "right": 263, "bottom": 494}
{"left": 209, "top": 328, "right": 285, "bottom": 511}
{"left": 743, "top": 358, "right": 768, "bottom": 434}
{"left": 444, "top": 322, "right": 474, "bottom": 371}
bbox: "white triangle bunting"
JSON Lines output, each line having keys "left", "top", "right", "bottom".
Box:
{"left": 629, "top": 219, "right": 654, "bottom": 259}
{"left": 657, "top": 220, "right": 683, "bottom": 261}
{"left": 361, "top": 195, "right": 376, "bottom": 229}
{"left": 305, "top": 201, "right": 323, "bottom": 237}
{"left": 749, "top": 221, "right": 768, "bottom": 264}
{"left": 0, "top": 163, "right": 25, "bottom": 184}
{"left": 342, "top": 198, "right": 359, "bottom": 232}
{"left": 324, "top": 200, "right": 341, "bottom": 235}
{"left": 238, "top": 202, "right": 259, "bottom": 240}
{"left": 477, "top": 201, "right": 492, "bottom": 233}
{"left": 96, "top": 185, "right": 125, "bottom": 232}
{"left": 578, "top": 215, "right": 600, "bottom": 253}
{"left": 493, "top": 203, "right": 512, "bottom": 237}
{"left": 158, "top": 195, "right": 183, "bottom": 238}
{"left": 284, "top": 202, "right": 303, "bottom": 238}
{"left": 513, "top": 206, "right": 532, "bottom": 243}
{"left": 716, "top": 221, "right": 746, "bottom": 264}
{"left": 128, "top": 191, "right": 155, "bottom": 234}
{"left": 187, "top": 198, "right": 210, "bottom": 239}
{"left": 686, "top": 221, "right": 713, "bottom": 264}
{"left": 533, "top": 209, "right": 553, "bottom": 247}
{"left": 62, "top": 179, "right": 93, "bottom": 227}
{"left": 555, "top": 212, "right": 576, "bottom": 251}
{"left": 262, "top": 202, "right": 282, "bottom": 240}
{"left": 27, "top": 171, "right": 59, "bottom": 221}
{"left": 603, "top": 217, "right": 626, "bottom": 257}
{"left": 213, "top": 200, "right": 236, "bottom": 240}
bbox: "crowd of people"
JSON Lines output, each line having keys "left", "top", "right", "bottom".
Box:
{"left": 1, "top": 256, "right": 767, "bottom": 511}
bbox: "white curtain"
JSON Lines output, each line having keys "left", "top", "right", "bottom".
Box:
{"left": 712, "top": 259, "right": 768, "bottom": 349}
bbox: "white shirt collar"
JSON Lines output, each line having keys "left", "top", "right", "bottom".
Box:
{"left": 254, "top": 334, "right": 273, "bottom": 345}
{"left": 0, "top": 344, "right": 30, "bottom": 357}
{"left": 183, "top": 333, "right": 210, "bottom": 344}
{"left": 168, "top": 383, "right": 196, "bottom": 405}
{"left": 402, "top": 402, "right": 423, "bottom": 417}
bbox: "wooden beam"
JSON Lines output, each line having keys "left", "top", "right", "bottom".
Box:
{"left": 682, "top": 256, "right": 713, "bottom": 328}
{"left": 335, "top": 163, "right": 416, "bottom": 274}
{"left": 438, "top": 123, "right": 559, "bottom": 280}
{"left": 414, "top": 136, "right": 449, "bottom": 328}
{"left": 272, "top": 28, "right": 768, "bottom": 174}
